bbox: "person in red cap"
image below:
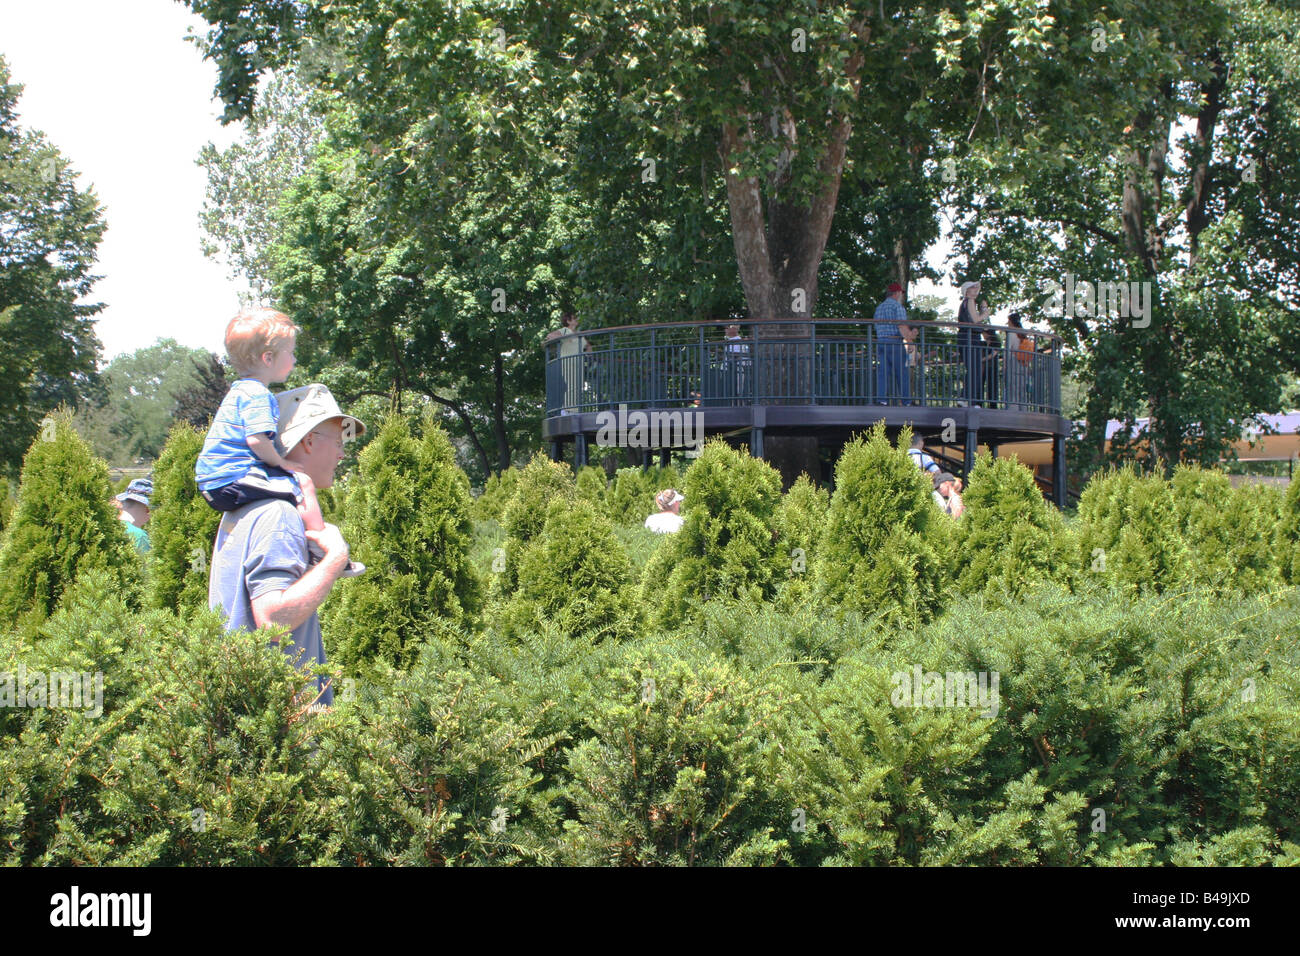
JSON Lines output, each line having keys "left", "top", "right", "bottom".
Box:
{"left": 873, "top": 281, "right": 912, "bottom": 405}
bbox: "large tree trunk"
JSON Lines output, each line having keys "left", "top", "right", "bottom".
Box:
{"left": 716, "top": 20, "right": 866, "bottom": 483}
{"left": 1121, "top": 89, "right": 1181, "bottom": 474}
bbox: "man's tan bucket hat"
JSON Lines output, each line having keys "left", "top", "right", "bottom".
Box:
{"left": 275, "top": 383, "right": 367, "bottom": 455}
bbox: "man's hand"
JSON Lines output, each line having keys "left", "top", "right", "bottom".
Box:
{"left": 251, "top": 523, "right": 349, "bottom": 633}
{"left": 305, "top": 522, "right": 349, "bottom": 566}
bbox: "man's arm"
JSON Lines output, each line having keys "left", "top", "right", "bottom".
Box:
{"left": 250, "top": 525, "right": 349, "bottom": 636}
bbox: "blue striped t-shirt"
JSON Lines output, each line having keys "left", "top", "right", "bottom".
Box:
{"left": 196, "top": 379, "right": 279, "bottom": 491}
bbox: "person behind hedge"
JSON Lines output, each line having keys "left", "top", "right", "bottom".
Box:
{"left": 116, "top": 477, "right": 153, "bottom": 553}
{"left": 195, "top": 309, "right": 361, "bottom": 576}
{"left": 208, "top": 384, "right": 366, "bottom": 710}
{"left": 907, "top": 434, "right": 940, "bottom": 474}
{"left": 932, "top": 471, "right": 964, "bottom": 517}
{"left": 645, "top": 488, "right": 685, "bottom": 533}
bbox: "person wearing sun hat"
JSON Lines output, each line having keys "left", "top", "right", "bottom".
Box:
{"left": 645, "top": 488, "right": 686, "bottom": 533}
{"left": 208, "top": 383, "right": 366, "bottom": 709}
{"left": 116, "top": 477, "right": 153, "bottom": 552}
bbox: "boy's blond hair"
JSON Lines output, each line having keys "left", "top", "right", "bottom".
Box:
{"left": 225, "top": 309, "right": 300, "bottom": 376}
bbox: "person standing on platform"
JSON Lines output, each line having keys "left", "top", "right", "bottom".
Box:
{"left": 873, "top": 282, "right": 911, "bottom": 405}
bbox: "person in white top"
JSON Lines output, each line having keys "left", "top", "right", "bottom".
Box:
{"left": 645, "top": 488, "right": 685, "bottom": 533}
{"left": 724, "top": 323, "right": 750, "bottom": 400}
{"left": 545, "top": 312, "right": 591, "bottom": 414}
{"left": 907, "top": 434, "right": 940, "bottom": 474}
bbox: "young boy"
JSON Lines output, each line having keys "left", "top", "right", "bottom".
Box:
{"left": 196, "top": 309, "right": 363, "bottom": 575}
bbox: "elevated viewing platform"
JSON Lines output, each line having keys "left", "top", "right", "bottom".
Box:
{"left": 543, "top": 318, "right": 1072, "bottom": 506}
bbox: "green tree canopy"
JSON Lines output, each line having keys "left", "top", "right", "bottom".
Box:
{"left": 0, "top": 58, "right": 106, "bottom": 476}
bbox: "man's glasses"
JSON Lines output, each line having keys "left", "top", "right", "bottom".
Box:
{"left": 309, "top": 430, "right": 346, "bottom": 449}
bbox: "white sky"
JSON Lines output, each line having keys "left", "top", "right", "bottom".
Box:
{"left": 0, "top": 0, "right": 249, "bottom": 362}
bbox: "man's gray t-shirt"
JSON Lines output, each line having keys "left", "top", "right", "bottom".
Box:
{"left": 208, "top": 498, "right": 333, "bottom": 707}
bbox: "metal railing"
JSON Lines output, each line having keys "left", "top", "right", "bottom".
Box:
{"left": 544, "top": 318, "right": 1061, "bottom": 418}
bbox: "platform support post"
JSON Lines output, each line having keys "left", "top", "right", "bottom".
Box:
{"left": 1052, "top": 434, "right": 1067, "bottom": 509}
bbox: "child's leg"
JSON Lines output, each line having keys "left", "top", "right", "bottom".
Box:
{"left": 292, "top": 470, "right": 325, "bottom": 532}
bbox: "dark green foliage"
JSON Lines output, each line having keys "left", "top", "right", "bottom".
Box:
{"left": 559, "top": 644, "right": 791, "bottom": 865}
{"left": 147, "top": 423, "right": 222, "bottom": 614}
{"left": 500, "top": 499, "right": 639, "bottom": 642}
{"left": 0, "top": 571, "right": 342, "bottom": 865}
{"left": 815, "top": 424, "right": 945, "bottom": 628}
{"left": 639, "top": 440, "right": 783, "bottom": 628}
{"left": 327, "top": 414, "right": 482, "bottom": 678}
{"left": 320, "top": 641, "right": 566, "bottom": 865}
{"left": 3, "top": 568, "right": 1298, "bottom": 865}
{"left": 1076, "top": 468, "right": 1190, "bottom": 593}
{"left": 8, "top": 408, "right": 1300, "bottom": 868}
{"left": 956, "top": 453, "right": 1074, "bottom": 598}
{"left": 0, "top": 412, "right": 140, "bottom": 629}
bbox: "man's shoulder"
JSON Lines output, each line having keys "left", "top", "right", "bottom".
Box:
{"left": 222, "top": 498, "right": 304, "bottom": 540}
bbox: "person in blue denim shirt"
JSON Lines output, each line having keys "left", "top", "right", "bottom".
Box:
{"left": 873, "top": 282, "right": 911, "bottom": 405}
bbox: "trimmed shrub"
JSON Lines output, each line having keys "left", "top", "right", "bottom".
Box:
{"left": 575, "top": 465, "right": 608, "bottom": 509}
{"left": 815, "top": 424, "right": 945, "bottom": 628}
{"left": 327, "top": 413, "right": 482, "bottom": 678}
{"left": 0, "top": 569, "right": 342, "bottom": 865}
{"left": 1076, "top": 468, "right": 1190, "bottom": 592}
{"left": 639, "top": 440, "right": 783, "bottom": 628}
{"left": 0, "top": 412, "right": 141, "bottom": 629}
{"left": 1170, "top": 465, "right": 1279, "bottom": 592}
{"left": 604, "top": 467, "right": 653, "bottom": 526}
{"left": 955, "top": 453, "right": 1073, "bottom": 598}
{"left": 1277, "top": 476, "right": 1300, "bottom": 585}
{"left": 773, "top": 473, "right": 828, "bottom": 608}
{"left": 147, "top": 423, "right": 222, "bottom": 614}
{"left": 493, "top": 452, "right": 576, "bottom": 597}
{"left": 559, "top": 644, "right": 791, "bottom": 865}
{"left": 499, "top": 498, "right": 640, "bottom": 642}
{"left": 321, "top": 642, "right": 566, "bottom": 865}
{"left": 473, "top": 467, "right": 519, "bottom": 522}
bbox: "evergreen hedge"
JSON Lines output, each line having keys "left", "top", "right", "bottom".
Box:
{"left": 1075, "top": 467, "right": 1190, "bottom": 593}
{"left": 0, "top": 412, "right": 141, "bottom": 630}
{"left": 815, "top": 424, "right": 946, "bottom": 628}
{"left": 956, "top": 453, "right": 1073, "bottom": 599}
{"left": 147, "top": 423, "right": 222, "bottom": 614}
{"left": 499, "top": 498, "right": 639, "bottom": 643}
{"left": 639, "top": 440, "right": 783, "bottom": 628}
{"left": 327, "top": 413, "right": 482, "bottom": 678}
{"left": 3, "top": 418, "right": 1300, "bottom": 867}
